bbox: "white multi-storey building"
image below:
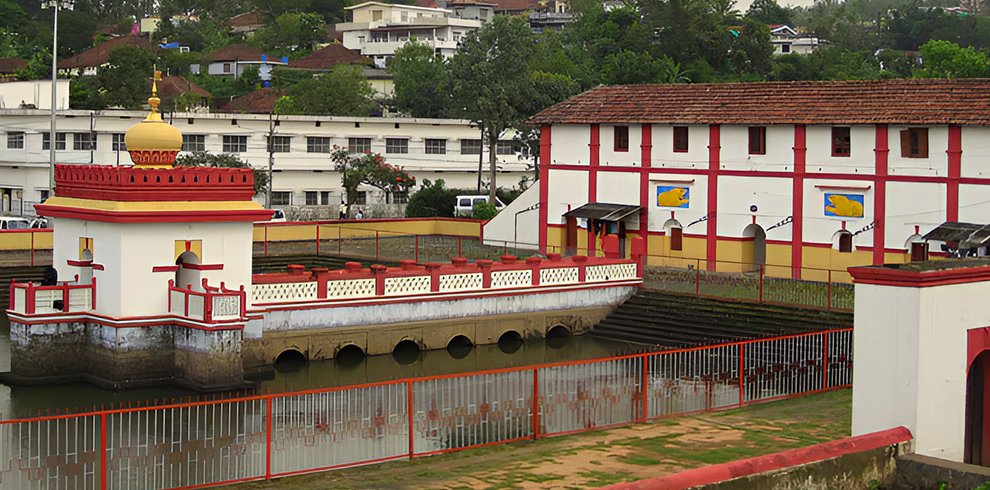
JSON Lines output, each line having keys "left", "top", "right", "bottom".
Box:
{"left": 336, "top": 1, "right": 484, "bottom": 68}
{"left": 0, "top": 110, "right": 531, "bottom": 215}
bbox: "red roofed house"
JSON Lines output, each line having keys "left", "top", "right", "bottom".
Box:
{"left": 156, "top": 75, "right": 211, "bottom": 111}
{"left": 0, "top": 58, "right": 26, "bottom": 78}
{"left": 57, "top": 35, "right": 158, "bottom": 76}
{"left": 219, "top": 87, "right": 284, "bottom": 114}
{"left": 193, "top": 44, "right": 287, "bottom": 79}
{"left": 228, "top": 11, "right": 266, "bottom": 36}
{"left": 287, "top": 44, "right": 370, "bottom": 71}
{"left": 488, "top": 79, "right": 990, "bottom": 280}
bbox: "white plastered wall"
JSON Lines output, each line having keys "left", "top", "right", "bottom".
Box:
{"left": 651, "top": 125, "right": 707, "bottom": 167}
{"left": 804, "top": 125, "right": 874, "bottom": 175}
{"left": 647, "top": 174, "right": 709, "bottom": 234}
{"left": 600, "top": 124, "right": 641, "bottom": 167}
{"left": 719, "top": 125, "right": 792, "bottom": 172}
{"left": 853, "top": 279, "right": 990, "bottom": 462}
{"left": 545, "top": 169, "right": 588, "bottom": 227}
{"left": 549, "top": 125, "right": 590, "bottom": 165}
{"left": 716, "top": 175, "right": 792, "bottom": 240}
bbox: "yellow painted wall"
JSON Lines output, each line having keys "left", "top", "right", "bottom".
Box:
{"left": 251, "top": 219, "right": 482, "bottom": 243}
{"left": 0, "top": 230, "right": 52, "bottom": 251}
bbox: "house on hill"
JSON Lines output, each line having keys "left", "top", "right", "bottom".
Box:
{"left": 57, "top": 35, "right": 158, "bottom": 77}
{"left": 511, "top": 79, "right": 990, "bottom": 279}
{"left": 0, "top": 58, "right": 26, "bottom": 79}
{"left": 288, "top": 44, "right": 370, "bottom": 71}
{"left": 219, "top": 87, "right": 284, "bottom": 114}
{"left": 156, "top": 75, "right": 211, "bottom": 112}
{"left": 770, "top": 25, "right": 821, "bottom": 55}
{"left": 229, "top": 11, "right": 266, "bottom": 36}
{"left": 191, "top": 44, "right": 287, "bottom": 80}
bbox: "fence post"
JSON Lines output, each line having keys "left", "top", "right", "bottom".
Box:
{"left": 827, "top": 270, "right": 833, "bottom": 310}
{"left": 62, "top": 284, "right": 69, "bottom": 312}
{"left": 100, "top": 412, "right": 107, "bottom": 490}
{"left": 338, "top": 227, "right": 342, "bottom": 254}
{"left": 264, "top": 226, "right": 269, "bottom": 256}
{"left": 695, "top": 267, "right": 700, "bottom": 296}
{"left": 316, "top": 224, "right": 321, "bottom": 256}
{"left": 821, "top": 332, "right": 829, "bottom": 390}
{"left": 376, "top": 231, "right": 380, "bottom": 261}
{"left": 407, "top": 381, "right": 415, "bottom": 458}
{"left": 30, "top": 230, "right": 35, "bottom": 267}
{"left": 265, "top": 395, "right": 273, "bottom": 479}
{"left": 760, "top": 264, "right": 767, "bottom": 303}
{"left": 641, "top": 355, "right": 649, "bottom": 422}
{"left": 738, "top": 343, "right": 745, "bottom": 407}
{"left": 457, "top": 237, "right": 463, "bottom": 257}
{"left": 414, "top": 235, "right": 419, "bottom": 263}
{"left": 532, "top": 368, "right": 540, "bottom": 439}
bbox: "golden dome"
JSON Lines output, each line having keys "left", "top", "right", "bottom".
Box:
{"left": 125, "top": 70, "right": 182, "bottom": 168}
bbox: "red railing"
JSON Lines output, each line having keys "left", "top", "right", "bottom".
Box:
{"left": 8, "top": 275, "right": 96, "bottom": 314}
{"left": 52, "top": 164, "right": 256, "bottom": 202}
{"left": 0, "top": 328, "right": 852, "bottom": 489}
{"left": 168, "top": 278, "right": 247, "bottom": 323}
{"left": 250, "top": 254, "right": 640, "bottom": 305}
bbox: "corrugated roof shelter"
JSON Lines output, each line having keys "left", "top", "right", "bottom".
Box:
{"left": 564, "top": 203, "right": 640, "bottom": 221}
{"left": 924, "top": 222, "right": 990, "bottom": 249}
{"left": 529, "top": 79, "right": 990, "bottom": 126}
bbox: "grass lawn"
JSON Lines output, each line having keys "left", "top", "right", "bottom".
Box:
{"left": 234, "top": 389, "right": 851, "bottom": 489}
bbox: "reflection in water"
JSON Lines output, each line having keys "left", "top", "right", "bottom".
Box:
{"left": 446, "top": 335, "right": 473, "bottom": 360}
{"left": 0, "top": 315, "right": 637, "bottom": 418}
{"left": 392, "top": 339, "right": 423, "bottom": 365}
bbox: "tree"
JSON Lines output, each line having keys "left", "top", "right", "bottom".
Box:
{"left": 449, "top": 15, "right": 536, "bottom": 206}
{"left": 99, "top": 45, "right": 157, "bottom": 109}
{"left": 175, "top": 152, "right": 269, "bottom": 195}
{"left": 331, "top": 148, "right": 415, "bottom": 204}
{"left": 405, "top": 179, "right": 459, "bottom": 217}
{"left": 914, "top": 39, "right": 990, "bottom": 78}
{"left": 388, "top": 42, "right": 451, "bottom": 118}
{"left": 252, "top": 12, "right": 327, "bottom": 53}
{"left": 69, "top": 76, "right": 106, "bottom": 110}
{"left": 745, "top": 0, "right": 792, "bottom": 25}
{"left": 281, "top": 64, "right": 375, "bottom": 116}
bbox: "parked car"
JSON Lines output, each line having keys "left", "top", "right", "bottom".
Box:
{"left": 30, "top": 217, "right": 50, "bottom": 228}
{"left": 0, "top": 217, "right": 31, "bottom": 230}
{"left": 454, "top": 195, "right": 505, "bottom": 217}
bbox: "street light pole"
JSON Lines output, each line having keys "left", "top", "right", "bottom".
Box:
{"left": 47, "top": 0, "right": 58, "bottom": 196}
{"left": 267, "top": 110, "right": 275, "bottom": 209}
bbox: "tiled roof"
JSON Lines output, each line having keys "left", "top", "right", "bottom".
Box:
{"left": 0, "top": 57, "right": 26, "bottom": 74}
{"left": 528, "top": 79, "right": 990, "bottom": 126}
{"left": 57, "top": 35, "right": 156, "bottom": 70}
{"left": 229, "top": 11, "right": 265, "bottom": 30}
{"left": 207, "top": 44, "right": 266, "bottom": 62}
{"left": 156, "top": 75, "right": 210, "bottom": 98}
{"left": 219, "top": 88, "right": 284, "bottom": 113}
{"left": 491, "top": 0, "right": 540, "bottom": 13}
{"left": 288, "top": 44, "right": 369, "bottom": 70}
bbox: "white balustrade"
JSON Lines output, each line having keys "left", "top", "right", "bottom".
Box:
{"left": 68, "top": 288, "right": 91, "bottom": 311}
{"left": 33, "top": 289, "right": 62, "bottom": 313}
{"left": 327, "top": 278, "right": 376, "bottom": 299}
{"left": 539, "top": 267, "right": 579, "bottom": 285}
{"left": 384, "top": 275, "right": 431, "bottom": 296}
{"left": 212, "top": 295, "right": 241, "bottom": 320}
{"left": 170, "top": 290, "right": 185, "bottom": 316}
{"left": 438, "top": 273, "right": 483, "bottom": 292}
{"left": 586, "top": 263, "right": 638, "bottom": 282}
{"left": 12, "top": 288, "right": 25, "bottom": 313}
{"left": 490, "top": 270, "right": 532, "bottom": 289}
{"left": 251, "top": 282, "right": 318, "bottom": 304}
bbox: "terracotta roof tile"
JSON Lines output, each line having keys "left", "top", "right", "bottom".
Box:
{"left": 491, "top": 0, "right": 540, "bottom": 13}
{"left": 0, "top": 57, "right": 26, "bottom": 74}
{"left": 288, "top": 44, "right": 369, "bottom": 70}
{"left": 207, "top": 44, "right": 266, "bottom": 62}
{"left": 156, "top": 75, "right": 211, "bottom": 98}
{"left": 57, "top": 35, "right": 156, "bottom": 70}
{"left": 528, "top": 79, "right": 990, "bottom": 126}
{"left": 229, "top": 11, "right": 265, "bottom": 30}
{"left": 219, "top": 88, "right": 284, "bottom": 113}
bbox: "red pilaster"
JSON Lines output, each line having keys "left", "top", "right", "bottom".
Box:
{"left": 639, "top": 124, "right": 652, "bottom": 254}
{"left": 706, "top": 125, "right": 720, "bottom": 270}
{"left": 791, "top": 125, "right": 806, "bottom": 279}
{"left": 874, "top": 125, "right": 888, "bottom": 266}
{"left": 588, "top": 124, "right": 600, "bottom": 255}
{"left": 538, "top": 126, "right": 551, "bottom": 253}
{"left": 947, "top": 125, "right": 962, "bottom": 223}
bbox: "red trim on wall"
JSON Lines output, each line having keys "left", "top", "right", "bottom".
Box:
{"left": 152, "top": 265, "right": 180, "bottom": 273}
{"left": 607, "top": 427, "right": 912, "bottom": 490}
{"left": 182, "top": 263, "right": 223, "bottom": 271}
{"left": 792, "top": 125, "right": 806, "bottom": 279}
{"left": 639, "top": 124, "right": 652, "bottom": 247}
{"left": 873, "top": 125, "right": 888, "bottom": 266}
{"left": 539, "top": 126, "right": 551, "bottom": 253}
{"left": 34, "top": 205, "right": 274, "bottom": 223}
{"left": 849, "top": 264, "right": 990, "bottom": 287}
{"left": 588, "top": 124, "right": 600, "bottom": 254}
{"left": 66, "top": 259, "right": 105, "bottom": 271}
{"left": 947, "top": 125, "right": 962, "bottom": 222}
{"left": 706, "top": 125, "right": 720, "bottom": 269}
{"left": 968, "top": 327, "right": 990, "bottom": 369}
{"left": 814, "top": 184, "right": 872, "bottom": 191}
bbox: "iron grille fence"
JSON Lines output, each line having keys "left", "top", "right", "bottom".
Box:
{"left": 0, "top": 329, "right": 853, "bottom": 490}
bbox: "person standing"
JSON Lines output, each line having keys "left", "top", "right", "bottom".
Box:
{"left": 338, "top": 200, "right": 347, "bottom": 219}
{"left": 355, "top": 207, "right": 364, "bottom": 220}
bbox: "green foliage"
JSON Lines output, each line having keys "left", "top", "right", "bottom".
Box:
{"left": 405, "top": 179, "right": 460, "bottom": 218}
{"left": 745, "top": 0, "right": 792, "bottom": 25}
{"left": 189, "top": 65, "right": 260, "bottom": 104}
{"left": 172, "top": 91, "right": 204, "bottom": 111}
{"left": 471, "top": 201, "right": 498, "bottom": 220}
{"left": 157, "top": 17, "right": 232, "bottom": 53}
{"left": 388, "top": 42, "right": 451, "bottom": 118}
{"left": 914, "top": 39, "right": 990, "bottom": 78}
{"left": 252, "top": 12, "right": 327, "bottom": 52}
{"left": 331, "top": 148, "right": 415, "bottom": 204}
{"left": 159, "top": 50, "right": 200, "bottom": 77}
{"left": 175, "top": 151, "right": 269, "bottom": 195}
{"left": 282, "top": 64, "right": 374, "bottom": 116}
{"left": 16, "top": 49, "right": 51, "bottom": 80}
{"left": 69, "top": 76, "right": 106, "bottom": 110}
{"left": 98, "top": 45, "right": 157, "bottom": 109}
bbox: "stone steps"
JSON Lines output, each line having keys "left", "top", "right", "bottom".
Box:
{"left": 591, "top": 289, "right": 853, "bottom": 348}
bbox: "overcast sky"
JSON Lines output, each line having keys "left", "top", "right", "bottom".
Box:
{"left": 735, "top": 0, "right": 818, "bottom": 14}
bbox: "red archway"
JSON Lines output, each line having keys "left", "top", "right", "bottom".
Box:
{"left": 966, "top": 327, "right": 990, "bottom": 466}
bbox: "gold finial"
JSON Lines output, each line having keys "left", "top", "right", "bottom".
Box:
{"left": 146, "top": 65, "right": 163, "bottom": 121}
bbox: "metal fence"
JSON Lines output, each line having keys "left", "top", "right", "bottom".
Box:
{"left": 0, "top": 329, "right": 852, "bottom": 489}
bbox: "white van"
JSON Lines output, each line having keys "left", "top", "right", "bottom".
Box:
{"left": 0, "top": 217, "right": 31, "bottom": 230}
{"left": 455, "top": 195, "right": 505, "bottom": 217}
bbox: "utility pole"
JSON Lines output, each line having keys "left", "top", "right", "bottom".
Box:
{"left": 267, "top": 110, "right": 276, "bottom": 209}
{"left": 476, "top": 124, "right": 484, "bottom": 193}
{"left": 46, "top": 0, "right": 61, "bottom": 197}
